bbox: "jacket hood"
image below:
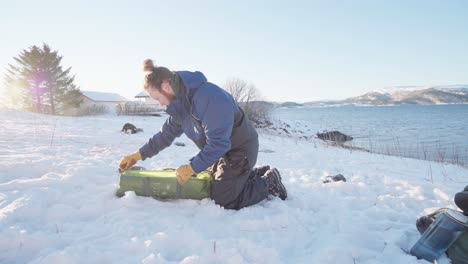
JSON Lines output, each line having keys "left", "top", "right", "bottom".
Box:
{"left": 165, "top": 71, "right": 207, "bottom": 117}
{"left": 176, "top": 71, "right": 207, "bottom": 92}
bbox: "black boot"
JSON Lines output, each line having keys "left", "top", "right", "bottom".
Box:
{"left": 262, "top": 168, "right": 287, "bottom": 200}
{"left": 253, "top": 165, "right": 271, "bottom": 177}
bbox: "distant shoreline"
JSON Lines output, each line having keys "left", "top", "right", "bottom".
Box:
{"left": 274, "top": 102, "right": 468, "bottom": 109}
{"left": 270, "top": 105, "right": 468, "bottom": 167}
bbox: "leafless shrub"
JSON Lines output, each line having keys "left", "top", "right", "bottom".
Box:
{"left": 116, "top": 102, "right": 162, "bottom": 116}
{"left": 77, "top": 105, "right": 108, "bottom": 116}
{"left": 222, "top": 77, "right": 273, "bottom": 123}
{"left": 436, "top": 141, "right": 446, "bottom": 164}
{"left": 427, "top": 163, "right": 433, "bottom": 183}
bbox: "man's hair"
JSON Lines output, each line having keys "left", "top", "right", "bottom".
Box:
{"left": 143, "top": 59, "right": 172, "bottom": 90}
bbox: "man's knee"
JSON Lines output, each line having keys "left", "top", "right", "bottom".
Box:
{"left": 210, "top": 182, "right": 240, "bottom": 209}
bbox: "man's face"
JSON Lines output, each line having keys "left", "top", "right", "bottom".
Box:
{"left": 147, "top": 81, "right": 176, "bottom": 107}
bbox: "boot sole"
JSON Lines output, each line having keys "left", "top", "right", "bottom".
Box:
{"left": 271, "top": 168, "right": 287, "bottom": 200}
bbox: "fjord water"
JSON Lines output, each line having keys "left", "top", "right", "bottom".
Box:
{"left": 273, "top": 104, "right": 468, "bottom": 166}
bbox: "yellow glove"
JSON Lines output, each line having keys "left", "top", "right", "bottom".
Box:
{"left": 119, "top": 151, "right": 142, "bottom": 171}
{"left": 176, "top": 164, "right": 196, "bottom": 185}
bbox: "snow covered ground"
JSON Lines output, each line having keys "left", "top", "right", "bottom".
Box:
{"left": 1, "top": 110, "right": 467, "bottom": 264}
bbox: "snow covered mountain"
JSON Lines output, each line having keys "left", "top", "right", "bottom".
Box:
{"left": 350, "top": 85, "right": 468, "bottom": 105}
{"left": 305, "top": 85, "right": 468, "bottom": 106}
{"left": 373, "top": 85, "right": 468, "bottom": 95}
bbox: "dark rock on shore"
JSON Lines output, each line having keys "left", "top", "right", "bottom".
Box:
{"left": 317, "top": 131, "right": 353, "bottom": 142}
{"left": 323, "top": 174, "right": 347, "bottom": 183}
{"left": 253, "top": 119, "right": 274, "bottom": 128}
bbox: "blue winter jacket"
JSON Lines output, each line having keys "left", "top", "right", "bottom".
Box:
{"left": 139, "top": 71, "right": 253, "bottom": 173}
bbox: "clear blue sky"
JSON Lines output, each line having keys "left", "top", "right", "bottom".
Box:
{"left": 1, "top": 0, "right": 467, "bottom": 102}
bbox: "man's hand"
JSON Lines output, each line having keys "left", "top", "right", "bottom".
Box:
{"left": 176, "top": 164, "right": 195, "bottom": 185}
{"left": 119, "top": 152, "right": 142, "bottom": 171}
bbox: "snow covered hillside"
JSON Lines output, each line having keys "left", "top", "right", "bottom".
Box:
{"left": 1, "top": 110, "right": 467, "bottom": 264}
{"left": 304, "top": 85, "right": 468, "bottom": 106}
{"left": 347, "top": 85, "right": 468, "bottom": 106}
{"left": 374, "top": 85, "right": 468, "bottom": 95}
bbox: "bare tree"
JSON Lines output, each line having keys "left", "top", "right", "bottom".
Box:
{"left": 223, "top": 77, "right": 272, "bottom": 123}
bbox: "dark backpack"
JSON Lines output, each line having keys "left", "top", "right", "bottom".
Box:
{"left": 416, "top": 186, "right": 468, "bottom": 264}
{"left": 121, "top": 123, "right": 143, "bottom": 134}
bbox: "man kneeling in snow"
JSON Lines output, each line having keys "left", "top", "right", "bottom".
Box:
{"left": 119, "top": 59, "right": 287, "bottom": 210}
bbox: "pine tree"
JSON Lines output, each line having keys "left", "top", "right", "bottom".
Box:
{"left": 4, "top": 43, "right": 82, "bottom": 115}
{"left": 4, "top": 45, "right": 43, "bottom": 111}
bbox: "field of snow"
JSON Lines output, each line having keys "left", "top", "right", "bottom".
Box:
{"left": 1, "top": 110, "right": 467, "bottom": 264}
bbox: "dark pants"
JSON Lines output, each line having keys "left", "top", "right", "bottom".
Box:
{"left": 209, "top": 137, "right": 269, "bottom": 210}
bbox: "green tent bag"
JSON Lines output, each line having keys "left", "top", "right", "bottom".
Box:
{"left": 116, "top": 169, "right": 212, "bottom": 200}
